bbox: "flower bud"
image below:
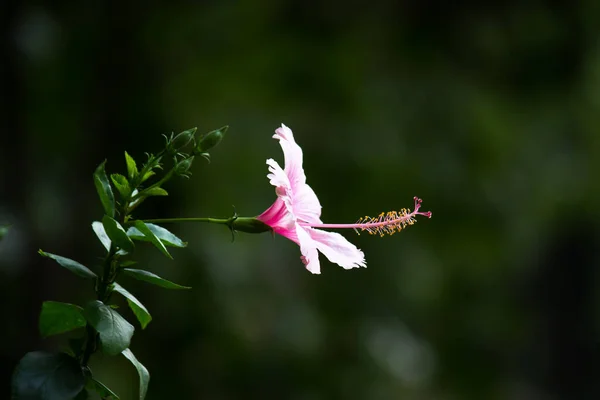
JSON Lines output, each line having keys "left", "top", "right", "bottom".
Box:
{"left": 230, "top": 217, "right": 272, "bottom": 234}
{"left": 174, "top": 156, "right": 194, "bottom": 175}
{"left": 195, "top": 126, "right": 227, "bottom": 153}
{"left": 168, "top": 128, "right": 197, "bottom": 154}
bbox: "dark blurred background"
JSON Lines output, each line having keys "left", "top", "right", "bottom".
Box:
{"left": 2, "top": 1, "right": 600, "bottom": 399}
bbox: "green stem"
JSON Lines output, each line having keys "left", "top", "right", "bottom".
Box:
{"left": 142, "top": 217, "right": 230, "bottom": 224}
{"left": 80, "top": 151, "right": 198, "bottom": 367}
{"left": 81, "top": 246, "right": 117, "bottom": 366}
{"left": 81, "top": 211, "right": 127, "bottom": 367}
{"left": 133, "top": 169, "right": 174, "bottom": 201}
{"left": 133, "top": 151, "right": 192, "bottom": 201}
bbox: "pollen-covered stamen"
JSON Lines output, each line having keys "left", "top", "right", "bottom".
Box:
{"left": 307, "top": 197, "right": 432, "bottom": 237}
{"left": 353, "top": 196, "right": 431, "bottom": 236}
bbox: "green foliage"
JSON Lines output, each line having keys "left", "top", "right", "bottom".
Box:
{"left": 17, "top": 126, "right": 225, "bottom": 399}
{"left": 110, "top": 173, "right": 131, "bottom": 199}
{"left": 126, "top": 223, "right": 187, "bottom": 248}
{"left": 87, "top": 377, "right": 120, "bottom": 400}
{"left": 140, "top": 170, "right": 155, "bottom": 183}
{"left": 122, "top": 349, "right": 150, "bottom": 400}
{"left": 129, "top": 220, "right": 172, "bottom": 259}
{"left": 113, "top": 283, "right": 152, "bottom": 329}
{"left": 120, "top": 260, "right": 138, "bottom": 267}
{"left": 137, "top": 154, "right": 162, "bottom": 185}
{"left": 122, "top": 268, "right": 191, "bottom": 289}
{"left": 92, "top": 221, "right": 111, "bottom": 252}
{"left": 83, "top": 300, "right": 134, "bottom": 355}
{"left": 93, "top": 161, "right": 115, "bottom": 218}
{"left": 143, "top": 187, "right": 168, "bottom": 197}
{"left": 102, "top": 215, "right": 135, "bottom": 253}
{"left": 174, "top": 156, "right": 194, "bottom": 177}
{"left": 12, "top": 351, "right": 85, "bottom": 400}
{"left": 39, "top": 250, "right": 97, "bottom": 279}
{"left": 39, "top": 301, "right": 86, "bottom": 338}
{"left": 124, "top": 151, "right": 138, "bottom": 181}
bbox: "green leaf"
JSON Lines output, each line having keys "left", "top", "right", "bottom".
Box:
{"left": 127, "top": 223, "right": 186, "bottom": 248}
{"left": 39, "top": 301, "right": 86, "bottom": 338}
{"left": 140, "top": 170, "right": 155, "bottom": 183}
{"left": 39, "top": 250, "right": 97, "bottom": 279}
{"left": 94, "top": 160, "right": 115, "bottom": 218}
{"left": 102, "top": 215, "right": 135, "bottom": 253}
{"left": 92, "top": 221, "right": 111, "bottom": 252}
{"left": 87, "top": 378, "right": 120, "bottom": 400}
{"left": 122, "top": 268, "right": 191, "bottom": 290}
{"left": 122, "top": 349, "right": 149, "bottom": 400}
{"left": 113, "top": 283, "right": 152, "bottom": 329}
{"left": 143, "top": 187, "right": 168, "bottom": 197}
{"left": 111, "top": 173, "right": 131, "bottom": 199}
{"left": 120, "top": 260, "right": 138, "bottom": 267}
{"left": 125, "top": 151, "right": 138, "bottom": 181}
{"left": 130, "top": 221, "right": 172, "bottom": 259}
{"left": 83, "top": 300, "right": 134, "bottom": 356}
{"left": 12, "top": 351, "right": 85, "bottom": 400}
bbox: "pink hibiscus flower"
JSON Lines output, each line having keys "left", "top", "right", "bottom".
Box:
{"left": 256, "top": 124, "right": 431, "bottom": 274}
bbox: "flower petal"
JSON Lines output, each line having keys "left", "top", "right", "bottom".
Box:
{"left": 296, "top": 223, "right": 321, "bottom": 274}
{"left": 273, "top": 124, "right": 322, "bottom": 224}
{"left": 308, "top": 228, "right": 366, "bottom": 270}
{"left": 257, "top": 197, "right": 294, "bottom": 231}
{"left": 293, "top": 183, "right": 322, "bottom": 225}
{"left": 266, "top": 158, "right": 291, "bottom": 195}
{"left": 274, "top": 124, "right": 305, "bottom": 187}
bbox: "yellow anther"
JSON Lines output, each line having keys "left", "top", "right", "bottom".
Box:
{"left": 354, "top": 208, "right": 418, "bottom": 237}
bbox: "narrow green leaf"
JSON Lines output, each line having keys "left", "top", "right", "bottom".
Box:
{"left": 125, "top": 151, "right": 138, "bottom": 180}
{"left": 39, "top": 301, "right": 86, "bottom": 338}
{"left": 140, "top": 170, "right": 155, "bottom": 183}
{"left": 113, "top": 283, "right": 152, "bottom": 329}
{"left": 12, "top": 351, "right": 85, "bottom": 400}
{"left": 111, "top": 173, "right": 131, "bottom": 199}
{"left": 122, "top": 268, "right": 191, "bottom": 290}
{"left": 122, "top": 349, "right": 149, "bottom": 400}
{"left": 127, "top": 223, "right": 186, "bottom": 248}
{"left": 92, "top": 221, "right": 111, "bottom": 252}
{"left": 94, "top": 160, "right": 115, "bottom": 218}
{"left": 83, "top": 300, "right": 134, "bottom": 356}
{"left": 88, "top": 378, "right": 120, "bottom": 400}
{"left": 143, "top": 187, "right": 168, "bottom": 197}
{"left": 102, "top": 215, "right": 135, "bottom": 253}
{"left": 142, "top": 154, "right": 162, "bottom": 172}
{"left": 131, "top": 220, "right": 172, "bottom": 259}
{"left": 39, "top": 250, "right": 97, "bottom": 279}
{"left": 120, "top": 260, "right": 138, "bottom": 267}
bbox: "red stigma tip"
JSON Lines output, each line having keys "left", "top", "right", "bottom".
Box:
{"left": 412, "top": 197, "right": 431, "bottom": 219}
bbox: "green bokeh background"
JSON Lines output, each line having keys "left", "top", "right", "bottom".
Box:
{"left": 2, "top": 1, "right": 600, "bottom": 399}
